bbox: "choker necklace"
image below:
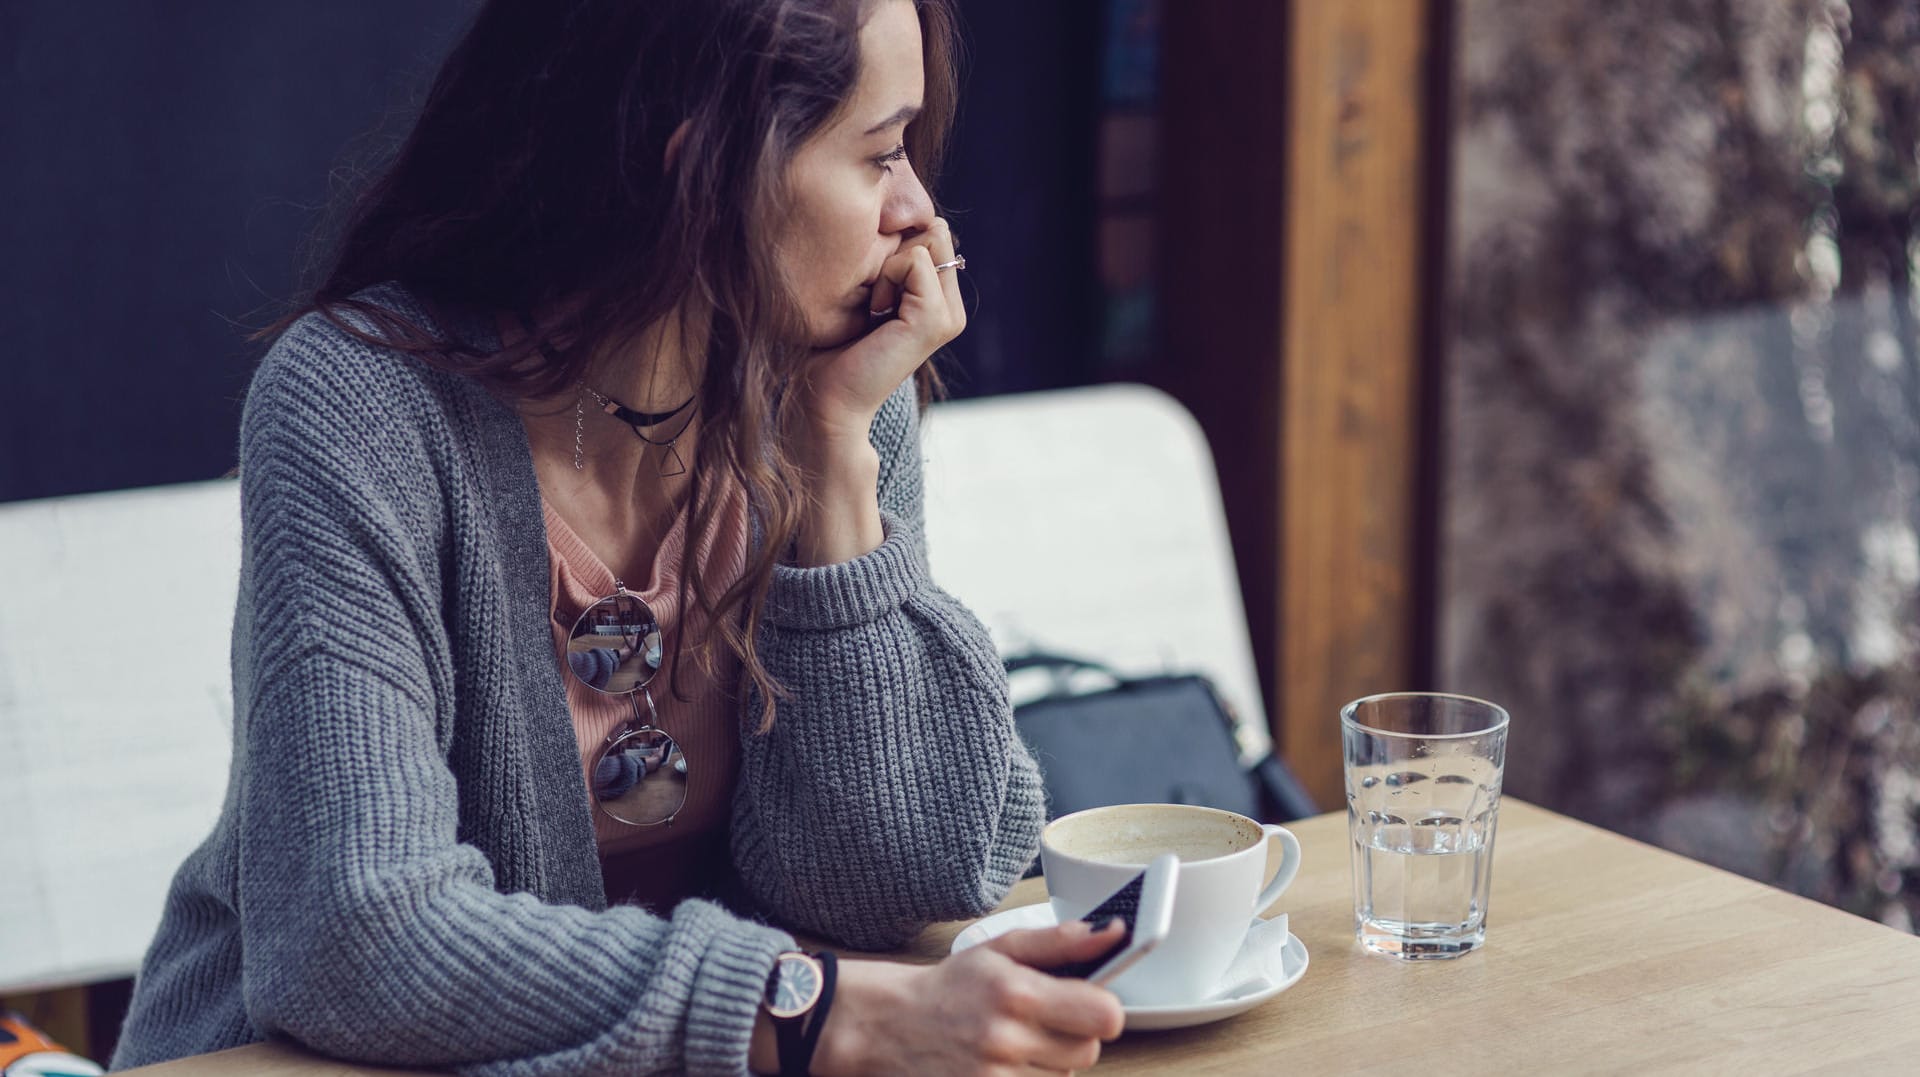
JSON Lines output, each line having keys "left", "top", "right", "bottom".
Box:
{"left": 576, "top": 386, "right": 698, "bottom": 476}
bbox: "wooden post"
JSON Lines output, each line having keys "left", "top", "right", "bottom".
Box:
{"left": 1158, "top": 0, "right": 1434, "bottom": 811}
{"left": 1280, "top": 0, "right": 1431, "bottom": 808}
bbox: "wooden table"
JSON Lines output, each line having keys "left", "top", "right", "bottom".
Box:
{"left": 125, "top": 800, "right": 1920, "bottom": 1075}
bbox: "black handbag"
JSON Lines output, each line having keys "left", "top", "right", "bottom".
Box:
{"left": 1006, "top": 652, "right": 1318, "bottom": 824}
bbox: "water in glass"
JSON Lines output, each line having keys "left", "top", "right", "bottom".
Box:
{"left": 1347, "top": 758, "right": 1499, "bottom": 958}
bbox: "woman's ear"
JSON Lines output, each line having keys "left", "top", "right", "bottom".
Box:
{"left": 663, "top": 119, "right": 692, "bottom": 174}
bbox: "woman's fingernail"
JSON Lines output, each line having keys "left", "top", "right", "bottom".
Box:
{"left": 1089, "top": 916, "right": 1118, "bottom": 933}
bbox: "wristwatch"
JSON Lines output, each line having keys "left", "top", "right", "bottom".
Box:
{"left": 763, "top": 950, "right": 838, "bottom": 1077}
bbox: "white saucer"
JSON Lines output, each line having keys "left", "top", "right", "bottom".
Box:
{"left": 950, "top": 904, "right": 1309, "bottom": 1031}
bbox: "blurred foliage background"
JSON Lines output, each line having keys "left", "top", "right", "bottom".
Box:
{"left": 1440, "top": 0, "right": 1920, "bottom": 931}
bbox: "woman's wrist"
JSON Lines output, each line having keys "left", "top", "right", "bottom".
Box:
{"left": 791, "top": 432, "right": 883, "bottom": 567}
{"left": 750, "top": 958, "right": 900, "bottom": 1075}
{"left": 752, "top": 953, "right": 875, "bottom": 1076}
{"left": 807, "top": 959, "right": 910, "bottom": 1077}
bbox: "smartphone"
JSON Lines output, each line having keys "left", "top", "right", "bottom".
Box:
{"left": 1049, "top": 852, "right": 1177, "bottom": 986}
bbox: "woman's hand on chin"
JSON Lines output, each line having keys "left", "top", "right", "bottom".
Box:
{"left": 799, "top": 217, "right": 963, "bottom": 443}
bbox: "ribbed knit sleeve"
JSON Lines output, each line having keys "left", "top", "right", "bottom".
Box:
{"left": 231, "top": 343, "right": 791, "bottom": 1076}
{"left": 731, "top": 383, "right": 1047, "bottom": 950}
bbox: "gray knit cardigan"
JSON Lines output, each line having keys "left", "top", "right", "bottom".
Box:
{"left": 109, "top": 285, "right": 1046, "bottom": 1075}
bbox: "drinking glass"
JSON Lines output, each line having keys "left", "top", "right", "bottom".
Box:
{"left": 1343, "top": 693, "right": 1509, "bottom": 959}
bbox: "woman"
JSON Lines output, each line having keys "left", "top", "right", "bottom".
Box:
{"left": 109, "top": 0, "right": 1127, "bottom": 1074}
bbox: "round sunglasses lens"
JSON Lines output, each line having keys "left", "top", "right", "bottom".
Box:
{"left": 592, "top": 726, "right": 689, "bottom": 826}
{"left": 565, "top": 592, "right": 663, "bottom": 695}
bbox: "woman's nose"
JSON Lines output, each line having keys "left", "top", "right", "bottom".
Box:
{"left": 882, "top": 163, "right": 936, "bottom": 237}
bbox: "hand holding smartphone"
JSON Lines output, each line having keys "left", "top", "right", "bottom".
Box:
{"left": 1047, "top": 852, "right": 1178, "bottom": 986}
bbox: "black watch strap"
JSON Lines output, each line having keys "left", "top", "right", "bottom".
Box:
{"left": 775, "top": 951, "right": 838, "bottom": 1077}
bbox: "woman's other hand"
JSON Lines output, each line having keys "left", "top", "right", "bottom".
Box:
{"left": 813, "top": 919, "right": 1127, "bottom": 1076}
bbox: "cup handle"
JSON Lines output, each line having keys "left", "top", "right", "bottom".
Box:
{"left": 1252, "top": 824, "right": 1302, "bottom": 915}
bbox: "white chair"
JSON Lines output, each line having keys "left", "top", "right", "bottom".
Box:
{"left": 921, "top": 384, "right": 1272, "bottom": 762}
{"left": 0, "top": 480, "right": 240, "bottom": 993}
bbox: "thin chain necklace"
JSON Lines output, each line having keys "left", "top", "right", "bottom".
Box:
{"left": 515, "top": 307, "right": 696, "bottom": 477}
{"left": 574, "top": 386, "right": 698, "bottom": 476}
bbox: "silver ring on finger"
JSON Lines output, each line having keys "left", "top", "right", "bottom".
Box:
{"left": 933, "top": 256, "right": 967, "bottom": 273}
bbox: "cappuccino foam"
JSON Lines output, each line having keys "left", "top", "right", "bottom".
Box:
{"left": 1045, "top": 805, "right": 1260, "bottom": 866}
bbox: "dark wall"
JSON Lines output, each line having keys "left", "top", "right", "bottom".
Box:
{"left": 1, "top": 2, "right": 476, "bottom": 503}
{"left": 938, "top": 0, "right": 1103, "bottom": 398}
{"left": 0, "top": 0, "right": 1103, "bottom": 505}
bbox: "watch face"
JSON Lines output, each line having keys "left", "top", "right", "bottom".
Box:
{"left": 766, "top": 953, "right": 824, "bottom": 1019}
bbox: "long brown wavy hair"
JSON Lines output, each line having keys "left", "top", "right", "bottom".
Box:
{"left": 249, "top": 0, "right": 958, "bottom": 726}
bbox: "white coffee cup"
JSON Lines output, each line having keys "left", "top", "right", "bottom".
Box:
{"left": 1040, "top": 803, "right": 1301, "bottom": 1007}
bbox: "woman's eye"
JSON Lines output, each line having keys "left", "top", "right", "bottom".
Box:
{"left": 874, "top": 143, "right": 909, "bottom": 174}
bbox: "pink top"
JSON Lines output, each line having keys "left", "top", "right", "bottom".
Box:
{"left": 544, "top": 480, "right": 750, "bottom": 908}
